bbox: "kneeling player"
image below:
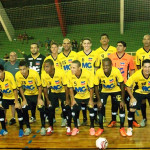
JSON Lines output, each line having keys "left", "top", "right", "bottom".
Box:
{"left": 68, "top": 60, "right": 95, "bottom": 136}
{"left": 126, "top": 59, "right": 150, "bottom": 136}
{"left": 0, "top": 64, "right": 24, "bottom": 137}
{"left": 94, "top": 58, "right": 126, "bottom": 136}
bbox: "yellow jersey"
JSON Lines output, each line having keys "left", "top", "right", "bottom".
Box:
{"left": 94, "top": 67, "right": 124, "bottom": 93}
{"left": 42, "top": 54, "right": 61, "bottom": 71}
{"left": 0, "top": 71, "right": 17, "bottom": 99}
{"left": 136, "top": 47, "right": 150, "bottom": 67}
{"left": 67, "top": 70, "right": 94, "bottom": 99}
{"left": 57, "top": 51, "right": 77, "bottom": 73}
{"left": 41, "top": 69, "right": 67, "bottom": 93}
{"left": 126, "top": 69, "right": 150, "bottom": 94}
{"left": 95, "top": 45, "right": 117, "bottom": 56}
{"left": 77, "top": 50, "right": 99, "bottom": 74}
{"left": 15, "top": 69, "right": 41, "bottom": 95}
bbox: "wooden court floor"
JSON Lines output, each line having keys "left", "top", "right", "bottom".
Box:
{"left": 0, "top": 98, "right": 150, "bottom": 150}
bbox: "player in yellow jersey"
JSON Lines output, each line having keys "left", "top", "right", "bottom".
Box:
{"left": 42, "top": 59, "right": 71, "bottom": 135}
{"left": 77, "top": 37, "right": 100, "bottom": 125}
{"left": 136, "top": 35, "right": 150, "bottom": 127}
{"left": 42, "top": 42, "right": 61, "bottom": 123}
{"left": 126, "top": 59, "right": 150, "bottom": 136}
{"left": 95, "top": 33, "right": 116, "bottom": 65}
{"left": 43, "top": 42, "right": 61, "bottom": 70}
{"left": 0, "top": 64, "right": 24, "bottom": 137}
{"left": 58, "top": 38, "right": 77, "bottom": 72}
{"left": 15, "top": 60, "right": 45, "bottom": 136}
{"left": 94, "top": 58, "right": 126, "bottom": 137}
{"left": 68, "top": 60, "right": 95, "bottom": 136}
{"left": 57, "top": 38, "right": 78, "bottom": 126}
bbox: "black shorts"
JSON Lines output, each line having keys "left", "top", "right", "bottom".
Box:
{"left": 100, "top": 92, "right": 122, "bottom": 106}
{"left": 48, "top": 92, "right": 66, "bottom": 108}
{"left": 75, "top": 98, "right": 89, "bottom": 109}
{"left": 2, "top": 99, "right": 15, "bottom": 109}
{"left": 25, "top": 95, "right": 38, "bottom": 110}
{"left": 131, "top": 92, "right": 150, "bottom": 110}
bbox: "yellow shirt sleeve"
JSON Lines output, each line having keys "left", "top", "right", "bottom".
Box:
{"left": 41, "top": 72, "right": 47, "bottom": 88}
{"left": 125, "top": 74, "right": 135, "bottom": 87}
{"left": 10, "top": 73, "right": 17, "bottom": 89}
{"left": 94, "top": 69, "right": 100, "bottom": 85}
{"left": 116, "top": 68, "right": 124, "bottom": 83}
{"left": 15, "top": 72, "right": 22, "bottom": 88}
{"left": 35, "top": 71, "right": 41, "bottom": 86}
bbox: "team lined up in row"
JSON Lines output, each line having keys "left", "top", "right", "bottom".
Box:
{"left": 0, "top": 34, "right": 150, "bottom": 137}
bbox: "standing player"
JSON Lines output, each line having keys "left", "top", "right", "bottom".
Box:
{"left": 109, "top": 41, "right": 140, "bottom": 127}
{"left": 126, "top": 59, "right": 150, "bottom": 136}
{"left": 4, "top": 52, "right": 20, "bottom": 125}
{"left": 95, "top": 33, "right": 117, "bottom": 62}
{"left": 136, "top": 35, "right": 150, "bottom": 127}
{"left": 95, "top": 34, "right": 117, "bottom": 122}
{"left": 68, "top": 60, "right": 95, "bottom": 136}
{"left": 0, "top": 64, "right": 24, "bottom": 137}
{"left": 77, "top": 38, "right": 99, "bottom": 125}
{"left": 25, "top": 43, "right": 45, "bottom": 123}
{"left": 43, "top": 42, "right": 61, "bottom": 69}
{"left": 41, "top": 59, "right": 71, "bottom": 135}
{"left": 15, "top": 60, "right": 45, "bottom": 136}
{"left": 94, "top": 58, "right": 126, "bottom": 136}
{"left": 58, "top": 38, "right": 78, "bottom": 126}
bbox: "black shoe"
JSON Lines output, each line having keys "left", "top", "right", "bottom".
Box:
{"left": 9, "top": 118, "right": 16, "bottom": 125}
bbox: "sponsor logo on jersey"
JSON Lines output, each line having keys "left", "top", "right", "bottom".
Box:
{"left": 63, "top": 64, "right": 71, "bottom": 70}
{"left": 28, "top": 80, "right": 33, "bottom": 84}
{"left": 50, "top": 85, "right": 62, "bottom": 90}
{"left": 82, "top": 63, "right": 92, "bottom": 68}
{"left": 88, "top": 58, "right": 92, "bottom": 61}
{"left": 2, "top": 88, "right": 11, "bottom": 94}
{"left": 109, "top": 79, "right": 114, "bottom": 83}
{"left": 148, "top": 81, "right": 150, "bottom": 85}
{"left": 55, "top": 80, "right": 60, "bottom": 84}
{"left": 68, "top": 59, "right": 72, "bottom": 63}
{"left": 75, "top": 86, "right": 86, "bottom": 92}
{"left": 81, "top": 81, "right": 85, "bottom": 85}
{"left": 120, "top": 62, "right": 125, "bottom": 67}
{"left": 36, "top": 61, "right": 40, "bottom": 65}
{"left": 5, "top": 83, "right": 9, "bottom": 88}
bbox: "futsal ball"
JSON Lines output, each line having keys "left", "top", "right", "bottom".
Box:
{"left": 96, "top": 137, "right": 108, "bottom": 149}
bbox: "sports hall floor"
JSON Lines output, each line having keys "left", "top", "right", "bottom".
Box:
{"left": 0, "top": 97, "right": 150, "bottom": 150}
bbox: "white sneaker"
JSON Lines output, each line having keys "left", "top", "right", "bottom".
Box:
{"left": 29, "top": 117, "right": 36, "bottom": 123}
{"left": 45, "top": 116, "right": 49, "bottom": 123}
{"left": 140, "top": 119, "right": 147, "bottom": 127}
{"left": 127, "top": 128, "right": 132, "bottom": 136}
